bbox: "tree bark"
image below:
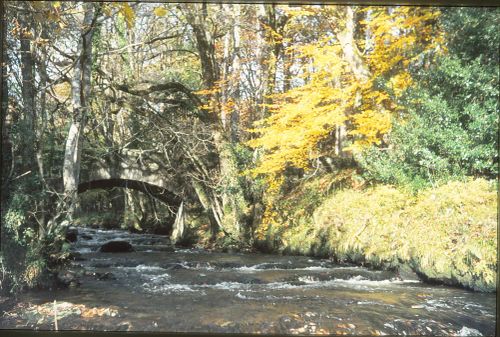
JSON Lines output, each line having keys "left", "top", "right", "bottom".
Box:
{"left": 1, "top": 0, "right": 11, "bottom": 206}
{"left": 171, "top": 201, "right": 186, "bottom": 244}
{"left": 19, "top": 12, "right": 37, "bottom": 173}
{"left": 63, "top": 3, "right": 97, "bottom": 220}
{"left": 335, "top": 7, "right": 370, "bottom": 82}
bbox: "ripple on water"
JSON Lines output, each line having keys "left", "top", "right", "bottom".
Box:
{"left": 201, "top": 281, "right": 253, "bottom": 291}
{"left": 357, "top": 300, "right": 395, "bottom": 307}
{"left": 235, "top": 292, "right": 257, "bottom": 300}
{"left": 57, "top": 227, "right": 495, "bottom": 336}
{"left": 458, "top": 326, "right": 483, "bottom": 336}
{"left": 143, "top": 283, "right": 201, "bottom": 294}
{"left": 264, "top": 276, "right": 420, "bottom": 291}
{"left": 423, "top": 299, "right": 452, "bottom": 310}
{"left": 135, "top": 265, "right": 167, "bottom": 273}
{"left": 235, "top": 292, "right": 298, "bottom": 301}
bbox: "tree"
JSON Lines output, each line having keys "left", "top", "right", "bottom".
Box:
{"left": 1, "top": 1, "right": 69, "bottom": 291}
{"left": 181, "top": 3, "right": 253, "bottom": 243}
{"left": 359, "top": 7, "right": 499, "bottom": 189}
{"left": 62, "top": 2, "right": 98, "bottom": 220}
{"left": 245, "top": 5, "right": 442, "bottom": 239}
{"left": 247, "top": 6, "right": 442, "bottom": 185}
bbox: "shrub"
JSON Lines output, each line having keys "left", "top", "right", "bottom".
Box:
{"left": 1, "top": 179, "right": 66, "bottom": 294}
{"left": 358, "top": 8, "right": 498, "bottom": 191}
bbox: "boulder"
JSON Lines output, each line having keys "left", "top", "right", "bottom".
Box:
{"left": 56, "top": 271, "right": 81, "bottom": 288}
{"left": 397, "top": 264, "right": 421, "bottom": 282}
{"left": 65, "top": 228, "right": 78, "bottom": 242}
{"left": 99, "top": 240, "right": 134, "bottom": 253}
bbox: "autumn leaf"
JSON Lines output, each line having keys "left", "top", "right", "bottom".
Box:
{"left": 119, "top": 3, "right": 135, "bottom": 29}
{"left": 153, "top": 7, "right": 167, "bottom": 17}
{"left": 102, "top": 4, "right": 112, "bottom": 16}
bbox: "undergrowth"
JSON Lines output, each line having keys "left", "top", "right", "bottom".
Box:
{"left": 262, "top": 177, "right": 497, "bottom": 292}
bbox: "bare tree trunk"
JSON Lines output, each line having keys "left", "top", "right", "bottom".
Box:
{"left": 34, "top": 46, "right": 50, "bottom": 231}
{"left": 258, "top": 4, "right": 281, "bottom": 119}
{"left": 1, "top": 0, "right": 11, "bottom": 205}
{"left": 335, "top": 7, "right": 370, "bottom": 82}
{"left": 125, "top": 188, "right": 138, "bottom": 227}
{"left": 63, "top": 3, "right": 96, "bottom": 221}
{"left": 171, "top": 201, "right": 185, "bottom": 244}
{"left": 19, "top": 12, "right": 36, "bottom": 173}
{"left": 229, "top": 4, "right": 241, "bottom": 142}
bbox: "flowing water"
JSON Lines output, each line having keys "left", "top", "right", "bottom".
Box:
{"left": 0, "top": 227, "right": 495, "bottom": 335}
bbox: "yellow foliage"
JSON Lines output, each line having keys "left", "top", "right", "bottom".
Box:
{"left": 194, "top": 88, "right": 220, "bottom": 96}
{"left": 153, "top": 7, "right": 168, "bottom": 17}
{"left": 115, "top": 3, "right": 135, "bottom": 29}
{"left": 248, "top": 6, "right": 443, "bottom": 189}
{"left": 102, "top": 3, "right": 113, "bottom": 17}
{"left": 53, "top": 82, "right": 71, "bottom": 100}
{"left": 247, "top": 42, "right": 351, "bottom": 178}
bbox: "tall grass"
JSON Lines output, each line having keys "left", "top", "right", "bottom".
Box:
{"left": 266, "top": 178, "right": 496, "bottom": 292}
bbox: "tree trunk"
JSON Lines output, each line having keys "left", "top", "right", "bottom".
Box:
{"left": 63, "top": 3, "right": 96, "bottom": 220}
{"left": 229, "top": 4, "right": 241, "bottom": 142}
{"left": 335, "top": 7, "right": 370, "bottom": 83}
{"left": 171, "top": 201, "right": 186, "bottom": 244}
{"left": 19, "top": 12, "right": 36, "bottom": 173}
{"left": 1, "top": 0, "right": 11, "bottom": 206}
{"left": 257, "top": 4, "right": 284, "bottom": 119}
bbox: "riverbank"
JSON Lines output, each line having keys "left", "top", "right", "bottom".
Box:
{"left": 256, "top": 178, "right": 497, "bottom": 292}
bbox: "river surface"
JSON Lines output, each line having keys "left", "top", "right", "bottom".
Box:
{"left": 0, "top": 227, "right": 496, "bottom": 335}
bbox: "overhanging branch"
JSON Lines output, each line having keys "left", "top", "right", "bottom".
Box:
{"left": 114, "top": 82, "right": 200, "bottom": 105}
{"left": 113, "top": 81, "right": 213, "bottom": 122}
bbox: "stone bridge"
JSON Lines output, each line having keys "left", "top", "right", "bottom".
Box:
{"left": 77, "top": 149, "right": 183, "bottom": 207}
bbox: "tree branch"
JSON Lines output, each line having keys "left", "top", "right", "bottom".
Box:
{"left": 115, "top": 81, "right": 203, "bottom": 107}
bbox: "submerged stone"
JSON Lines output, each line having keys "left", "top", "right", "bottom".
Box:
{"left": 56, "top": 271, "right": 81, "bottom": 288}
{"left": 99, "top": 240, "right": 134, "bottom": 253}
{"left": 96, "top": 272, "right": 116, "bottom": 280}
{"left": 65, "top": 228, "right": 78, "bottom": 242}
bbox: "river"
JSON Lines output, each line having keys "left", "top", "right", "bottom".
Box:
{"left": 0, "top": 227, "right": 495, "bottom": 335}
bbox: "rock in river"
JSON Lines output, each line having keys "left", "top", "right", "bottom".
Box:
{"left": 57, "top": 271, "right": 81, "bottom": 288}
{"left": 97, "top": 272, "right": 116, "bottom": 280}
{"left": 65, "top": 228, "right": 78, "bottom": 242}
{"left": 99, "top": 240, "right": 134, "bottom": 253}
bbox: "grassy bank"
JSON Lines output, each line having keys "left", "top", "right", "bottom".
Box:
{"left": 260, "top": 178, "right": 497, "bottom": 292}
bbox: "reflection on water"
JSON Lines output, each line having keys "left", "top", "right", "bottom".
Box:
{"left": 0, "top": 227, "right": 495, "bottom": 335}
